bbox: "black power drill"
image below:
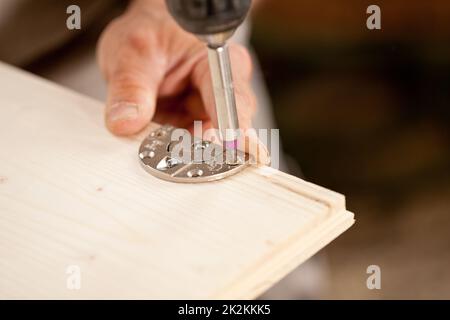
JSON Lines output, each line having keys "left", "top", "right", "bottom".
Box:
{"left": 165, "top": 0, "right": 252, "bottom": 164}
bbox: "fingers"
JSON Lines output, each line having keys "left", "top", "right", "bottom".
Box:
{"left": 240, "top": 129, "right": 271, "bottom": 166}
{"left": 105, "top": 66, "right": 163, "bottom": 135}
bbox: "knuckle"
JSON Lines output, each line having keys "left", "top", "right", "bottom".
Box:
{"left": 125, "top": 28, "right": 157, "bottom": 57}
{"left": 98, "top": 13, "right": 163, "bottom": 81}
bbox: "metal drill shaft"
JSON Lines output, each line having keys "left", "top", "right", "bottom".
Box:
{"left": 207, "top": 44, "right": 239, "bottom": 164}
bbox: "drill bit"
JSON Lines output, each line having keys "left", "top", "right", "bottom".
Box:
{"left": 207, "top": 42, "right": 239, "bottom": 164}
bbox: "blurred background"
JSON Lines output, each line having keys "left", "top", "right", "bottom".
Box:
{"left": 251, "top": 0, "right": 450, "bottom": 299}
{"left": 1, "top": 0, "right": 449, "bottom": 299}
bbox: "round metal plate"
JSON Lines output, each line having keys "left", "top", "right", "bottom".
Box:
{"left": 138, "top": 125, "right": 249, "bottom": 183}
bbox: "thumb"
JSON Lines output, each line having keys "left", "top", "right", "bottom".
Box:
{"left": 105, "top": 62, "right": 164, "bottom": 136}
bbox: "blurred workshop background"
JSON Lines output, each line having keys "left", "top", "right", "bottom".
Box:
{"left": 2, "top": 0, "right": 449, "bottom": 299}
{"left": 251, "top": 0, "right": 450, "bottom": 299}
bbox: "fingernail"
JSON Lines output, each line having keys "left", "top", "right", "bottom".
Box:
{"left": 107, "top": 102, "right": 139, "bottom": 123}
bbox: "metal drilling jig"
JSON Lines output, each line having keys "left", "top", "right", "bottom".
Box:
{"left": 138, "top": 125, "right": 249, "bottom": 183}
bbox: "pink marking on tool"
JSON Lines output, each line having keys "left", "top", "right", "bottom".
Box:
{"left": 224, "top": 139, "right": 238, "bottom": 150}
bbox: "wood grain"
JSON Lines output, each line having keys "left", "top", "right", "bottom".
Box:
{"left": 0, "top": 62, "right": 354, "bottom": 299}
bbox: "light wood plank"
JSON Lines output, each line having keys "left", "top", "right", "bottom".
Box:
{"left": 0, "top": 62, "right": 354, "bottom": 299}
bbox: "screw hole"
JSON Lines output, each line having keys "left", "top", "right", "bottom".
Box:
{"left": 139, "top": 150, "right": 155, "bottom": 159}
{"left": 187, "top": 168, "right": 203, "bottom": 178}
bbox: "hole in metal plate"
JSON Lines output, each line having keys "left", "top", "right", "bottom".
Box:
{"left": 187, "top": 168, "right": 203, "bottom": 178}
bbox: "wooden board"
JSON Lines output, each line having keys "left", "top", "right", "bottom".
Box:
{"left": 0, "top": 62, "right": 354, "bottom": 299}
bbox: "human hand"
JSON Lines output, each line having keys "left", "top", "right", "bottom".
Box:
{"left": 98, "top": 0, "right": 254, "bottom": 129}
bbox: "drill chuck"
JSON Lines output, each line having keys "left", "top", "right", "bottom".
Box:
{"left": 165, "top": 0, "right": 251, "bottom": 36}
